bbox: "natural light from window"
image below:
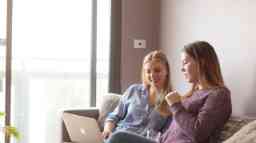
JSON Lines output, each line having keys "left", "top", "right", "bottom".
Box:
{"left": 10, "top": 0, "right": 111, "bottom": 143}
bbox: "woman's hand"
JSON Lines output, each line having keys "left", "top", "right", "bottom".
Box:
{"left": 102, "top": 129, "right": 112, "bottom": 139}
{"left": 102, "top": 121, "right": 115, "bottom": 139}
{"left": 165, "top": 91, "right": 181, "bottom": 106}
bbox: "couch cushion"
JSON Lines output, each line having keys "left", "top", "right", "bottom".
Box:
{"left": 218, "top": 117, "right": 255, "bottom": 142}
{"left": 98, "top": 93, "right": 121, "bottom": 130}
{"left": 223, "top": 119, "right": 256, "bottom": 143}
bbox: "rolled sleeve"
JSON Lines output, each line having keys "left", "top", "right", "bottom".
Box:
{"left": 105, "top": 101, "right": 127, "bottom": 124}
{"left": 104, "top": 85, "right": 135, "bottom": 125}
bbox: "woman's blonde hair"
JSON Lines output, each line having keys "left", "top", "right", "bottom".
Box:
{"left": 183, "top": 41, "right": 224, "bottom": 96}
{"left": 141, "top": 50, "right": 172, "bottom": 115}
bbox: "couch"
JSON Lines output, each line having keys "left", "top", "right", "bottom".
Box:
{"left": 61, "top": 93, "right": 256, "bottom": 143}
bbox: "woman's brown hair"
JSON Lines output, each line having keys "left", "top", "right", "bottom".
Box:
{"left": 183, "top": 41, "right": 224, "bottom": 88}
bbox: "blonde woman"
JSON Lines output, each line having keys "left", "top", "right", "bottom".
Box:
{"left": 102, "top": 51, "right": 172, "bottom": 140}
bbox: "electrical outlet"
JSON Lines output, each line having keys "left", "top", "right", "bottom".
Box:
{"left": 134, "top": 39, "right": 146, "bottom": 48}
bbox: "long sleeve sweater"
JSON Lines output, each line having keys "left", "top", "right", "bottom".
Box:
{"left": 160, "top": 87, "right": 232, "bottom": 143}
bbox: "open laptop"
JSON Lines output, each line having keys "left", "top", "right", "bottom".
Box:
{"left": 63, "top": 113, "right": 103, "bottom": 143}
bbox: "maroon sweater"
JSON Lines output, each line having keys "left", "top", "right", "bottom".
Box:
{"left": 160, "top": 87, "right": 232, "bottom": 143}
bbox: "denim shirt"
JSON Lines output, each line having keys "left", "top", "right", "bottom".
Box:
{"left": 105, "top": 84, "right": 168, "bottom": 137}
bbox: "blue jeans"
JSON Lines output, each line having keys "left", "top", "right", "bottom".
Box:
{"left": 105, "top": 131, "right": 157, "bottom": 143}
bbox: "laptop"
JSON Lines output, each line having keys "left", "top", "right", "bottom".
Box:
{"left": 63, "top": 113, "right": 103, "bottom": 143}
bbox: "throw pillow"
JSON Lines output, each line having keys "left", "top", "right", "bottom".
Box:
{"left": 223, "top": 119, "right": 256, "bottom": 143}
{"left": 219, "top": 117, "right": 254, "bottom": 141}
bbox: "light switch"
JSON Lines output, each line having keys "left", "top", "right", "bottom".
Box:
{"left": 134, "top": 39, "right": 146, "bottom": 48}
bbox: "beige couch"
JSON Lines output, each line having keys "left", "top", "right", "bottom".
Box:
{"left": 61, "top": 93, "right": 256, "bottom": 143}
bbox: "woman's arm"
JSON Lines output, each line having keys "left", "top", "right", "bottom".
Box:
{"left": 102, "top": 85, "right": 136, "bottom": 137}
{"left": 102, "top": 121, "right": 116, "bottom": 139}
{"left": 170, "top": 88, "right": 232, "bottom": 142}
{"left": 104, "top": 85, "right": 134, "bottom": 124}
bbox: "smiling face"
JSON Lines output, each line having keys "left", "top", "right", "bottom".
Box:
{"left": 143, "top": 60, "right": 168, "bottom": 90}
{"left": 181, "top": 52, "right": 200, "bottom": 84}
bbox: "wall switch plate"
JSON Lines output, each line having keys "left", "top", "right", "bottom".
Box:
{"left": 134, "top": 39, "right": 146, "bottom": 48}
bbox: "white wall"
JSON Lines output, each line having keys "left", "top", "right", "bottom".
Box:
{"left": 160, "top": 0, "right": 256, "bottom": 117}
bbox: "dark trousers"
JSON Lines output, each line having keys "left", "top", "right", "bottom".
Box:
{"left": 105, "top": 131, "right": 157, "bottom": 143}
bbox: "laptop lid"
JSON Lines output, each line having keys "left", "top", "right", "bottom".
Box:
{"left": 63, "top": 113, "right": 103, "bottom": 143}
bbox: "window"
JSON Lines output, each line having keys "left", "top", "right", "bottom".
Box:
{"left": 4, "top": 0, "right": 111, "bottom": 143}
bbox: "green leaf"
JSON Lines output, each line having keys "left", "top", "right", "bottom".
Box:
{"left": 0, "top": 112, "right": 5, "bottom": 118}
{"left": 4, "top": 126, "right": 21, "bottom": 140}
{"left": 0, "top": 112, "right": 21, "bottom": 140}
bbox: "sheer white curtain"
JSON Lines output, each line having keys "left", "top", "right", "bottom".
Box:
{"left": 11, "top": 0, "right": 111, "bottom": 143}
{"left": 0, "top": 0, "right": 6, "bottom": 142}
{"left": 96, "top": 0, "right": 111, "bottom": 106}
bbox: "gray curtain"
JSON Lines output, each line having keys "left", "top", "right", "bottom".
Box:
{"left": 108, "top": 0, "right": 122, "bottom": 94}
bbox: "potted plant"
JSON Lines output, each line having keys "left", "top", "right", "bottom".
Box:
{"left": 0, "top": 112, "right": 20, "bottom": 140}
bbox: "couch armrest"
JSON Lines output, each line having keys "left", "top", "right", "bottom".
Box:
{"left": 61, "top": 108, "right": 99, "bottom": 142}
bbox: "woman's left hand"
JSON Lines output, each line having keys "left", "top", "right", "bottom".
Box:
{"left": 165, "top": 91, "right": 181, "bottom": 106}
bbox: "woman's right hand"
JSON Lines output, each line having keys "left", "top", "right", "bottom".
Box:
{"left": 102, "top": 130, "right": 112, "bottom": 139}
{"left": 102, "top": 121, "right": 115, "bottom": 139}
